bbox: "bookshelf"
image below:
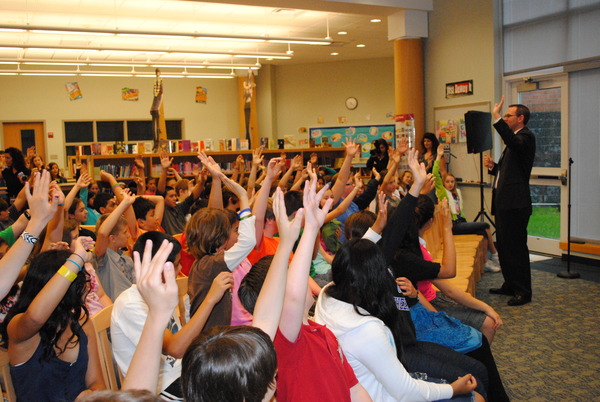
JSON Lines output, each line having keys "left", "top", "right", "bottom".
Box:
{"left": 68, "top": 147, "right": 347, "bottom": 181}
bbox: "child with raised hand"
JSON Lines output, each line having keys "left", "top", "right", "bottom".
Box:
{"left": 186, "top": 165, "right": 256, "bottom": 327}
{"left": 0, "top": 170, "right": 58, "bottom": 300}
{"left": 111, "top": 232, "right": 233, "bottom": 400}
{"left": 4, "top": 236, "right": 105, "bottom": 401}
{"left": 94, "top": 189, "right": 137, "bottom": 300}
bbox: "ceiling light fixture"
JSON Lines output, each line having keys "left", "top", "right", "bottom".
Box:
{"left": 370, "top": 19, "right": 382, "bottom": 23}
{"left": 0, "top": 25, "right": 332, "bottom": 46}
{"left": 330, "top": 52, "right": 339, "bottom": 56}
{"left": 356, "top": 44, "right": 366, "bottom": 48}
{"left": 337, "top": 31, "right": 347, "bottom": 35}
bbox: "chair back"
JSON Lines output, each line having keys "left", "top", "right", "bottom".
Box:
{"left": 0, "top": 348, "right": 16, "bottom": 402}
{"left": 91, "top": 305, "right": 122, "bottom": 391}
{"left": 176, "top": 276, "right": 189, "bottom": 325}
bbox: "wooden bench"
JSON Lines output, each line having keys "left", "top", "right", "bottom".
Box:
{"left": 421, "top": 206, "right": 486, "bottom": 296}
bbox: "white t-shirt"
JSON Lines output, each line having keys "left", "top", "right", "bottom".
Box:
{"left": 111, "top": 285, "right": 182, "bottom": 393}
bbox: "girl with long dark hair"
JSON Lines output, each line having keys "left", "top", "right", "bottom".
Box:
{"left": 2, "top": 147, "right": 31, "bottom": 198}
{"left": 3, "top": 237, "right": 105, "bottom": 400}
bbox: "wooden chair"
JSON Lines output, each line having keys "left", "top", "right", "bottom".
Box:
{"left": 176, "top": 276, "right": 189, "bottom": 326}
{"left": 0, "top": 348, "right": 16, "bottom": 402}
{"left": 91, "top": 305, "right": 122, "bottom": 391}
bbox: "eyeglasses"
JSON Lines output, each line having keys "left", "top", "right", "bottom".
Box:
{"left": 503, "top": 113, "right": 517, "bottom": 119}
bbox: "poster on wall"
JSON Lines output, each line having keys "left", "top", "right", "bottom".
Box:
{"left": 436, "top": 119, "right": 460, "bottom": 144}
{"left": 65, "top": 82, "right": 82, "bottom": 101}
{"left": 309, "top": 124, "right": 396, "bottom": 159}
{"left": 121, "top": 88, "right": 139, "bottom": 101}
{"left": 195, "top": 87, "right": 207, "bottom": 103}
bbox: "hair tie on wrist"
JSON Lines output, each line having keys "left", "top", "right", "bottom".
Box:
{"left": 66, "top": 258, "right": 83, "bottom": 271}
{"left": 72, "top": 253, "right": 86, "bottom": 266}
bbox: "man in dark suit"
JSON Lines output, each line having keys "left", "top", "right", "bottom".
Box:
{"left": 484, "top": 96, "right": 536, "bottom": 306}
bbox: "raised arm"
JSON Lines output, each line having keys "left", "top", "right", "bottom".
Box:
{"left": 278, "top": 154, "right": 302, "bottom": 190}
{"left": 325, "top": 172, "right": 361, "bottom": 223}
{"left": 198, "top": 151, "right": 223, "bottom": 209}
{"left": 122, "top": 239, "right": 177, "bottom": 391}
{"left": 246, "top": 147, "right": 264, "bottom": 198}
{"left": 437, "top": 199, "right": 457, "bottom": 279}
{"left": 64, "top": 173, "right": 91, "bottom": 215}
{"left": 279, "top": 177, "right": 332, "bottom": 342}
{"left": 7, "top": 236, "right": 94, "bottom": 344}
{"left": 94, "top": 190, "right": 136, "bottom": 259}
{"left": 330, "top": 138, "right": 360, "bottom": 205}
{"left": 0, "top": 171, "right": 59, "bottom": 299}
{"left": 40, "top": 181, "right": 67, "bottom": 252}
{"left": 157, "top": 151, "right": 173, "bottom": 195}
{"left": 252, "top": 158, "right": 281, "bottom": 249}
{"left": 252, "top": 187, "right": 304, "bottom": 340}
{"left": 100, "top": 170, "right": 137, "bottom": 236}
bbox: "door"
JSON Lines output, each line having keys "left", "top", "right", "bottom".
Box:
{"left": 506, "top": 74, "right": 568, "bottom": 255}
{"left": 2, "top": 122, "right": 46, "bottom": 165}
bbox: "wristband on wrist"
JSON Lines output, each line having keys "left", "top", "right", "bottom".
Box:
{"left": 239, "top": 214, "right": 254, "bottom": 221}
{"left": 58, "top": 266, "right": 78, "bottom": 282}
{"left": 20, "top": 231, "right": 38, "bottom": 245}
{"left": 66, "top": 258, "right": 83, "bottom": 271}
{"left": 237, "top": 208, "right": 251, "bottom": 218}
{"left": 112, "top": 183, "right": 121, "bottom": 190}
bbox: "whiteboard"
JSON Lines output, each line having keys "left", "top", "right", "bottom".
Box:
{"left": 433, "top": 101, "right": 491, "bottom": 183}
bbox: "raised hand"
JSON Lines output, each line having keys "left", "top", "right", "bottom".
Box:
{"left": 252, "top": 147, "right": 264, "bottom": 166}
{"left": 133, "top": 155, "right": 145, "bottom": 170}
{"left": 397, "top": 136, "right": 409, "bottom": 156}
{"left": 76, "top": 172, "right": 92, "bottom": 189}
{"left": 436, "top": 144, "right": 445, "bottom": 161}
{"left": 218, "top": 172, "right": 247, "bottom": 198}
{"left": 303, "top": 176, "right": 332, "bottom": 231}
{"left": 133, "top": 239, "right": 178, "bottom": 320}
{"left": 197, "top": 151, "right": 222, "bottom": 176}
{"left": 49, "top": 181, "right": 65, "bottom": 204}
{"left": 291, "top": 155, "right": 303, "bottom": 171}
{"left": 266, "top": 157, "right": 282, "bottom": 181}
{"left": 342, "top": 137, "right": 360, "bottom": 158}
{"left": 306, "top": 161, "right": 318, "bottom": 182}
{"left": 439, "top": 198, "right": 452, "bottom": 230}
{"left": 372, "top": 191, "right": 388, "bottom": 235}
{"left": 119, "top": 188, "right": 137, "bottom": 206}
{"left": 390, "top": 147, "right": 402, "bottom": 165}
{"left": 160, "top": 151, "right": 173, "bottom": 170}
{"left": 100, "top": 170, "right": 115, "bottom": 183}
{"left": 493, "top": 95, "right": 505, "bottom": 120}
{"left": 353, "top": 172, "right": 364, "bottom": 190}
{"left": 420, "top": 174, "right": 435, "bottom": 195}
{"left": 407, "top": 149, "right": 427, "bottom": 188}
{"left": 309, "top": 152, "right": 318, "bottom": 165}
{"left": 26, "top": 170, "right": 59, "bottom": 228}
{"left": 273, "top": 187, "right": 304, "bottom": 245}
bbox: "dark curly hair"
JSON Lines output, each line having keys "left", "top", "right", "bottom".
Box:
{"left": 2, "top": 250, "right": 90, "bottom": 360}
{"left": 3, "top": 147, "right": 27, "bottom": 171}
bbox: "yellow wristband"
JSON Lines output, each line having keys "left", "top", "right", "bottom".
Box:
{"left": 58, "top": 265, "right": 78, "bottom": 282}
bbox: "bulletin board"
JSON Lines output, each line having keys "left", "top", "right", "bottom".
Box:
{"left": 309, "top": 125, "right": 396, "bottom": 159}
{"left": 433, "top": 101, "right": 490, "bottom": 183}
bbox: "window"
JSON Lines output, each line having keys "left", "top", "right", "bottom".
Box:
{"left": 97, "top": 121, "right": 124, "bottom": 142}
{"left": 64, "top": 119, "right": 184, "bottom": 144}
{"left": 65, "top": 121, "right": 94, "bottom": 143}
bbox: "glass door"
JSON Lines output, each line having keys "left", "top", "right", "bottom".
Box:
{"left": 507, "top": 74, "right": 568, "bottom": 255}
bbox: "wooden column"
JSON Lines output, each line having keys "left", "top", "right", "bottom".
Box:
{"left": 394, "top": 38, "right": 425, "bottom": 145}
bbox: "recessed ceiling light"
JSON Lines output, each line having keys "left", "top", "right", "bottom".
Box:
{"left": 356, "top": 44, "right": 365, "bottom": 48}
{"left": 330, "top": 52, "right": 339, "bottom": 56}
{"left": 337, "top": 31, "right": 347, "bottom": 35}
{"left": 370, "top": 19, "right": 382, "bottom": 23}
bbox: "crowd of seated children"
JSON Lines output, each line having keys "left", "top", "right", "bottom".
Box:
{"left": 0, "top": 141, "right": 514, "bottom": 402}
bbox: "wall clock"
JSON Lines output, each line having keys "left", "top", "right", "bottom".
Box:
{"left": 345, "top": 96, "right": 358, "bottom": 110}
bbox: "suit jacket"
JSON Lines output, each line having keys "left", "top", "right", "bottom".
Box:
{"left": 488, "top": 119, "right": 536, "bottom": 214}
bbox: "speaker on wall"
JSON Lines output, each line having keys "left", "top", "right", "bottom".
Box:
{"left": 464, "top": 111, "right": 492, "bottom": 154}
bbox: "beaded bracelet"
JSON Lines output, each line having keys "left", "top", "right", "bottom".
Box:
{"left": 66, "top": 258, "right": 83, "bottom": 271}
{"left": 58, "top": 266, "right": 77, "bottom": 282}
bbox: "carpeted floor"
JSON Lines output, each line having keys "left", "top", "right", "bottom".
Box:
{"left": 476, "top": 258, "right": 600, "bottom": 401}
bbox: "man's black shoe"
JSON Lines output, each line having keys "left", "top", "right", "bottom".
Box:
{"left": 507, "top": 295, "right": 531, "bottom": 306}
{"left": 489, "top": 287, "right": 513, "bottom": 295}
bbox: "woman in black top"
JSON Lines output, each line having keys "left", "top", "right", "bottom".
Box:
{"left": 366, "top": 138, "right": 390, "bottom": 174}
{"left": 2, "top": 147, "right": 31, "bottom": 199}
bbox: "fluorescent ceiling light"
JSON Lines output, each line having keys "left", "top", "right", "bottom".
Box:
{"left": 234, "top": 54, "right": 291, "bottom": 59}
{"left": 89, "top": 63, "right": 147, "bottom": 67}
{"left": 80, "top": 73, "right": 133, "bottom": 77}
{"left": 0, "top": 72, "right": 18, "bottom": 75}
{"left": 337, "top": 31, "right": 348, "bottom": 35}
{"left": 117, "top": 33, "right": 194, "bottom": 40}
{"left": 356, "top": 44, "right": 366, "bottom": 48}
{"left": 0, "top": 61, "right": 19, "bottom": 64}
{"left": 23, "top": 62, "right": 87, "bottom": 66}
{"left": 30, "top": 29, "right": 114, "bottom": 36}
{"left": 370, "top": 19, "right": 382, "bottom": 23}
{"left": 0, "top": 28, "right": 26, "bottom": 33}
{"left": 20, "top": 73, "right": 77, "bottom": 76}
